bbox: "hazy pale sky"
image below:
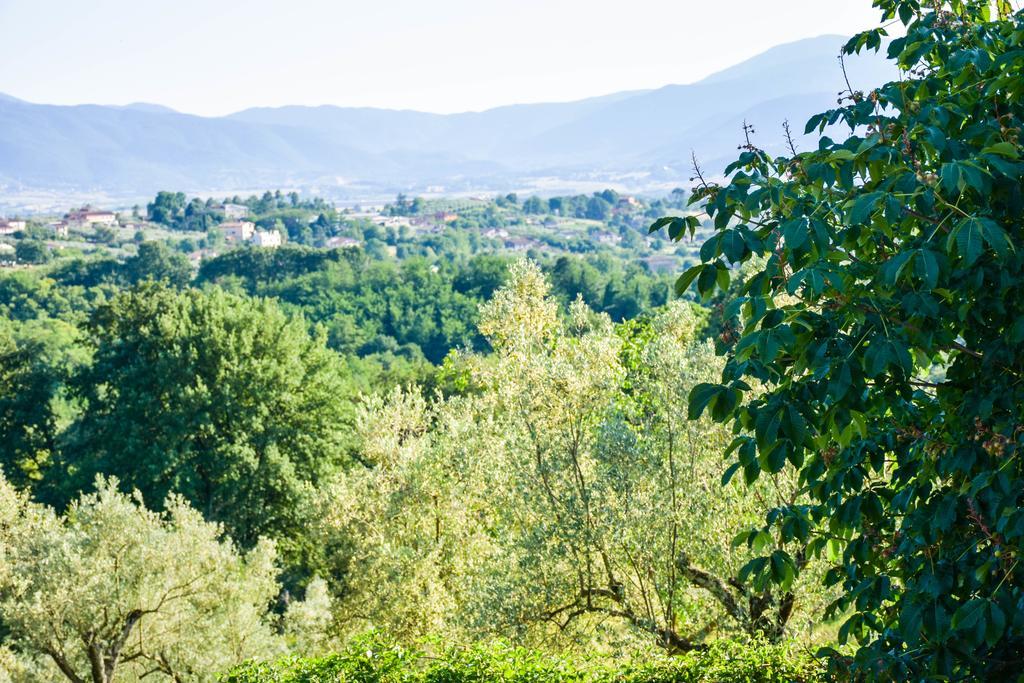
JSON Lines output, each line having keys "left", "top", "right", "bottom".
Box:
{"left": 0, "top": 0, "right": 882, "bottom": 116}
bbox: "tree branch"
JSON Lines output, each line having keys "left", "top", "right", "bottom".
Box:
{"left": 44, "top": 647, "right": 86, "bottom": 683}
{"left": 675, "top": 552, "right": 748, "bottom": 624}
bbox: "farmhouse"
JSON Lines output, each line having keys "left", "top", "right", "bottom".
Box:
{"left": 221, "top": 221, "right": 255, "bottom": 243}
{"left": 0, "top": 219, "right": 27, "bottom": 235}
{"left": 223, "top": 203, "right": 250, "bottom": 220}
{"left": 326, "top": 236, "right": 360, "bottom": 248}
{"left": 67, "top": 207, "right": 117, "bottom": 226}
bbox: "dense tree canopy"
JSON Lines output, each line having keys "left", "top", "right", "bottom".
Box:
{"left": 0, "top": 318, "right": 81, "bottom": 491}
{"left": 53, "top": 285, "right": 354, "bottom": 554}
{"left": 657, "top": 1, "right": 1024, "bottom": 678}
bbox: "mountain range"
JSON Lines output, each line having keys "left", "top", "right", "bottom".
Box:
{"left": 0, "top": 35, "right": 895, "bottom": 201}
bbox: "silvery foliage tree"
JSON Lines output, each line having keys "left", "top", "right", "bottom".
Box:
{"left": 0, "top": 474, "right": 283, "bottom": 683}
{"left": 327, "top": 261, "right": 827, "bottom": 651}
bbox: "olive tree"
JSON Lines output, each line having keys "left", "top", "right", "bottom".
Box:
{"left": 0, "top": 474, "right": 282, "bottom": 683}
{"left": 328, "top": 261, "right": 824, "bottom": 651}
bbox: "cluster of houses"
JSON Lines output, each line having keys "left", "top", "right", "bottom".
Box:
{"left": 219, "top": 221, "right": 282, "bottom": 248}
{"left": 480, "top": 228, "right": 542, "bottom": 251}
{"left": 66, "top": 206, "right": 118, "bottom": 226}
{"left": 2, "top": 206, "right": 286, "bottom": 254}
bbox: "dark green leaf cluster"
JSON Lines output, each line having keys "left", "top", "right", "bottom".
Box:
{"left": 51, "top": 285, "right": 355, "bottom": 552}
{"left": 654, "top": 1, "right": 1024, "bottom": 678}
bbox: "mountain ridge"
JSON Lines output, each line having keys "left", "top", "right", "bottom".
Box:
{"left": 0, "top": 34, "right": 895, "bottom": 198}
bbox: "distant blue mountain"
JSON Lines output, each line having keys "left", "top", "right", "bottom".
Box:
{"left": 0, "top": 35, "right": 896, "bottom": 196}
{"left": 115, "top": 102, "right": 181, "bottom": 115}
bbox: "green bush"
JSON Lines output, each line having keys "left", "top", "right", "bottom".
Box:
{"left": 221, "top": 634, "right": 823, "bottom": 683}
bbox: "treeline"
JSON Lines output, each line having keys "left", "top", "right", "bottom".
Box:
{"left": 384, "top": 188, "right": 688, "bottom": 237}
{"left": 146, "top": 190, "right": 338, "bottom": 244}
{"left": 387, "top": 188, "right": 688, "bottom": 220}
{"left": 2, "top": 243, "right": 671, "bottom": 367}
{"left": 137, "top": 187, "right": 687, "bottom": 255}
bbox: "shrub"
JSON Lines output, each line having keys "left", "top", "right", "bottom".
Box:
{"left": 221, "top": 634, "right": 823, "bottom": 683}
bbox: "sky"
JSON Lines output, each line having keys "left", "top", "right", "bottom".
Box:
{"left": 0, "top": 0, "right": 882, "bottom": 116}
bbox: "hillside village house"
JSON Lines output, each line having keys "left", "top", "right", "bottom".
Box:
{"left": 221, "top": 220, "right": 255, "bottom": 243}
{"left": 66, "top": 207, "right": 117, "bottom": 227}
{"left": 251, "top": 229, "right": 282, "bottom": 247}
{"left": 325, "top": 236, "right": 360, "bottom": 248}
{"left": 49, "top": 221, "right": 69, "bottom": 238}
{"left": 618, "top": 195, "right": 640, "bottom": 208}
{"left": 595, "top": 232, "right": 622, "bottom": 245}
{"left": 222, "top": 203, "right": 249, "bottom": 220}
{"left": 0, "top": 219, "right": 26, "bottom": 235}
{"left": 378, "top": 216, "right": 412, "bottom": 229}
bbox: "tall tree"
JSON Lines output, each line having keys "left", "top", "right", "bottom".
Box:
{"left": 146, "top": 191, "right": 186, "bottom": 227}
{"left": 56, "top": 285, "right": 354, "bottom": 553}
{"left": 0, "top": 323, "right": 60, "bottom": 490}
{"left": 122, "top": 242, "right": 192, "bottom": 287}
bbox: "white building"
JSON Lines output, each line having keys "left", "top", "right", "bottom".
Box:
{"left": 251, "top": 229, "right": 282, "bottom": 248}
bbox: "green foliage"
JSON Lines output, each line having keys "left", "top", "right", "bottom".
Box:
{"left": 221, "top": 634, "right": 822, "bottom": 683}
{"left": 197, "top": 245, "right": 355, "bottom": 287}
{"left": 53, "top": 285, "right": 354, "bottom": 559}
{"left": 195, "top": 248, "right": 668, "bottom": 366}
{"left": 147, "top": 190, "right": 187, "bottom": 226}
{"left": 655, "top": 1, "right": 1024, "bottom": 678}
{"left": 13, "top": 240, "right": 50, "bottom": 265}
{"left": 0, "top": 318, "right": 82, "bottom": 491}
{"left": 199, "top": 247, "right": 477, "bottom": 365}
{"left": 122, "top": 241, "right": 193, "bottom": 287}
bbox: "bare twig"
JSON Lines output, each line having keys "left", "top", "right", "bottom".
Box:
{"left": 783, "top": 120, "right": 799, "bottom": 157}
